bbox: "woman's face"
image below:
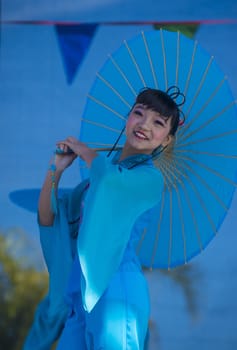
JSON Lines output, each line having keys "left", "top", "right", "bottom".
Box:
{"left": 124, "top": 104, "right": 173, "bottom": 155}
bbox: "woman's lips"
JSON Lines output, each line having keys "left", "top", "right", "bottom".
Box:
{"left": 134, "top": 130, "right": 149, "bottom": 140}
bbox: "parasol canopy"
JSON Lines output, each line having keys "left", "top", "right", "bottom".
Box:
{"left": 79, "top": 29, "right": 237, "bottom": 269}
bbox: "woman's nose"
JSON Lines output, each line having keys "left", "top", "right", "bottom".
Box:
{"left": 138, "top": 117, "right": 150, "bottom": 130}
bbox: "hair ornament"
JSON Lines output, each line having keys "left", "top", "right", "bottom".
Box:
{"left": 166, "top": 85, "right": 186, "bottom": 126}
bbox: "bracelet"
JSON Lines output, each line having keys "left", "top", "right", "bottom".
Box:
{"left": 49, "top": 155, "right": 58, "bottom": 214}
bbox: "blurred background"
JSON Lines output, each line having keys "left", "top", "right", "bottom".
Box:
{"left": 1, "top": 1, "right": 237, "bottom": 349}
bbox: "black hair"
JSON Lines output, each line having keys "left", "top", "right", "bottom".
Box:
{"left": 135, "top": 87, "right": 182, "bottom": 136}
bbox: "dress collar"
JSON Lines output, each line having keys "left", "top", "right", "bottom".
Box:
{"left": 111, "top": 149, "right": 153, "bottom": 169}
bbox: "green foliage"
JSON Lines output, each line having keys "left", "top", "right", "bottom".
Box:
{"left": 144, "top": 263, "right": 202, "bottom": 349}
{"left": 0, "top": 226, "right": 201, "bottom": 349}
{"left": 159, "top": 264, "right": 201, "bottom": 318}
{"left": 0, "top": 228, "right": 48, "bottom": 350}
{"left": 153, "top": 23, "right": 200, "bottom": 38}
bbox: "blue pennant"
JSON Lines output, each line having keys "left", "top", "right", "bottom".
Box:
{"left": 55, "top": 24, "right": 98, "bottom": 84}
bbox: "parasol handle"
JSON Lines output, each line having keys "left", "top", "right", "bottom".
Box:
{"left": 93, "top": 146, "right": 122, "bottom": 152}
{"left": 55, "top": 146, "right": 122, "bottom": 155}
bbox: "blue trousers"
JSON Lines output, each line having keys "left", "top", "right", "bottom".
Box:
{"left": 56, "top": 260, "right": 150, "bottom": 350}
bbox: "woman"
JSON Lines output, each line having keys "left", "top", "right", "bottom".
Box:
{"left": 24, "top": 87, "right": 184, "bottom": 350}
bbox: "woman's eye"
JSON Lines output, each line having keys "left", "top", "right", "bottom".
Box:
{"left": 155, "top": 120, "right": 164, "bottom": 126}
{"left": 134, "top": 110, "right": 143, "bottom": 116}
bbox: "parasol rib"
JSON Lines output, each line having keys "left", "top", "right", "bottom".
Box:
{"left": 175, "top": 180, "right": 187, "bottom": 264}
{"left": 173, "top": 152, "right": 237, "bottom": 188}
{"left": 124, "top": 40, "right": 146, "bottom": 87}
{"left": 179, "top": 77, "right": 227, "bottom": 138}
{"left": 85, "top": 142, "right": 121, "bottom": 147}
{"left": 175, "top": 148, "right": 237, "bottom": 159}
{"left": 136, "top": 228, "right": 148, "bottom": 257}
{"left": 150, "top": 187, "right": 166, "bottom": 269}
{"left": 95, "top": 146, "right": 123, "bottom": 152}
{"left": 159, "top": 158, "right": 204, "bottom": 253}
{"left": 163, "top": 151, "right": 234, "bottom": 209}
{"left": 175, "top": 31, "right": 180, "bottom": 87}
{"left": 182, "top": 40, "right": 198, "bottom": 101}
{"left": 158, "top": 160, "right": 189, "bottom": 250}
{"left": 81, "top": 118, "right": 122, "bottom": 134}
{"left": 168, "top": 187, "right": 173, "bottom": 268}
{"left": 185, "top": 56, "right": 214, "bottom": 118}
{"left": 176, "top": 158, "right": 228, "bottom": 211}
{"left": 161, "top": 155, "right": 220, "bottom": 230}
{"left": 177, "top": 127, "right": 237, "bottom": 149}
{"left": 158, "top": 160, "right": 196, "bottom": 264}
{"left": 179, "top": 100, "right": 236, "bottom": 144}
{"left": 96, "top": 73, "right": 132, "bottom": 108}
{"left": 158, "top": 161, "right": 189, "bottom": 264}
{"left": 160, "top": 29, "right": 168, "bottom": 90}
{"left": 142, "top": 31, "right": 158, "bottom": 89}
{"left": 87, "top": 94, "right": 127, "bottom": 120}
{"left": 108, "top": 54, "right": 137, "bottom": 96}
{"left": 180, "top": 170, "right": 217, "bottom": 234}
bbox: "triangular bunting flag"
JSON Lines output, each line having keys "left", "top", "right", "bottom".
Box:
{"left": 55, "top": 24, "right": 98, "bottom": 84}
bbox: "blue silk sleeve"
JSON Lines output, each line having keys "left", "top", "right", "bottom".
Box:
{"left": 23, "top": 180, "right": 89, "bottom": 350}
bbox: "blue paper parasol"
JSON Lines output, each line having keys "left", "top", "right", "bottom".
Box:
{"left": 79, "top": 29, "right": 237, "bottom": 269}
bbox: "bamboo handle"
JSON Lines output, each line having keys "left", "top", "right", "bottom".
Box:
{"left": 55, "top": 146, "right": 122, "bottom": 155}
{"left": 93, "top": 146, "right": 122, "bottom": 152}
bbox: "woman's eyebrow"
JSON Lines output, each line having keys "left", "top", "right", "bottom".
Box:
{"left": 134, "top": 105, "right": 168, "bottom": 125}
{"left": 154, "top": 114, "right": 168, "bottom": 125}
{"left": 134, "top": 104, "right": 145, "bottom": 109}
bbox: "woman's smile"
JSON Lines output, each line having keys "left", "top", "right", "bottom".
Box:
{"left": 133, "top": 130, "right": 149, "bottom": 141}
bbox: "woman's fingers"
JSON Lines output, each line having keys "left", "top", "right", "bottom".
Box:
{"left": 56, "top": 137, "right": 91, "bottom": 158}
{"left": 66, "top": 136, "right": 78, "bottom": 143}
{"left": 60, "top": 138, "right": 85, "bottom": 153}
{"left": 56, "top": 140, "right": 74, "bottom": 153}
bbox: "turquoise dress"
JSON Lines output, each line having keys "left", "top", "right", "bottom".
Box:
{"left": 23, "top": 152, "right": 164, "bottom": 350}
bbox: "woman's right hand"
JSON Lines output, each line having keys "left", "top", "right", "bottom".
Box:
{"left": 56, "top": 136, "right": 98, "bottom": 168}
{"left": 52, "top": 142, "right": 77, "bottom": 173}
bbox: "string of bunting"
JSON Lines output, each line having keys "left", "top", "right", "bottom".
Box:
{"left": 2, "top": 19, "right": 236, "bottom": 84}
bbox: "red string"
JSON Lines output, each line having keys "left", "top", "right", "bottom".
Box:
{"left": 2, "top": 19, "right": 237, "bottom": 26}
